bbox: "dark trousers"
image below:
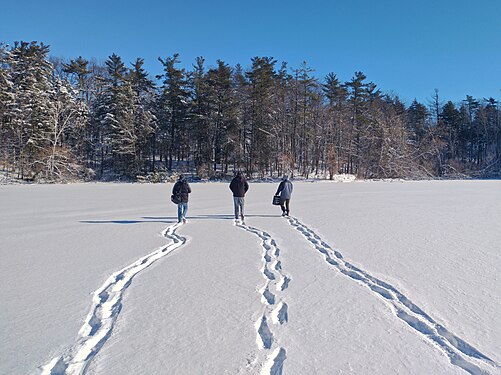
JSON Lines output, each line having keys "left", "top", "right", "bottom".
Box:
{"left": 280, "top": 199, "right": 290, "bottom": 214}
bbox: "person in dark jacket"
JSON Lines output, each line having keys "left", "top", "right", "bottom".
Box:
{"left": 172, "top": 174, "right": 191, "bottom": 223}
{"left": 275, "top": 175, "right": 293, "bottom": 216}
{"left": 229, "top": 171, "right": 249, "bottom": 222}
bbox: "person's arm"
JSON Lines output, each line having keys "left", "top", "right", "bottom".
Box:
{"left": 276, "top": 181, "right": 284, "bottom": 195}
{"left": 172, "top": 182, "right": 178, "bottom": 194}
{"left": 244, "top": 180, "right": 249, "bottom": 192}
{"left": 187, "top": 183, "right": 192, "bottom": 194}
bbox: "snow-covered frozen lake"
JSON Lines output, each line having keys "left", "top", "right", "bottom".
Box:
{"left": 1, "top": 180, "right": 500, "bottom": 375}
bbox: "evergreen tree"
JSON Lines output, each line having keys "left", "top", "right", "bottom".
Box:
{"left": 189, "top": 56, "right": 211, "bottom": 176}
{"left": 0, "top": 44, "right": 14, "bottom": 169}
{"left": 291, "top": 61, "right": 319, "bottom": 177}
{"left": 2, "top": 39, "right": 500, "bottom": 180}
{"left": 207, "top": 60, "right": 238, "bottom": 175}
{"left": 8, "top": 42, "right": 53, "bottom": 179}
{"left": 232, "top": 63, "right": 249, "bottom": 172}
{"left": 463, "top": 95, "right": 480, "bottom": 164}
{"left": 91, "top": 53, "right": 136, "bottom": 177}
{"left": 128, "top": 58, "right": 156, "bottom": 174}
{"left": 157, "top": 54, "right": 190, "bottom": 171}
{"left": 272, "top": 62, "right": 293, "bottom": 177}
{"left": 441, "top": 101, "right": 460, "bottom": 160}
{"left": 323, "top": 72, "right": 347, "bottom": 178}
{"left": 344, "top": 71, "right": 371, "bottom": 175}
{"left": 246, "top": 56, "right": 277, "bottom": 175}
{"left": 63, "top": 56, "right": 92, "bottom": 104}
{"left": 473, "top": 105, "right": 489, "bottom": 166}
{"left": 484, "top": 98, "right": 500, "bottom": 169}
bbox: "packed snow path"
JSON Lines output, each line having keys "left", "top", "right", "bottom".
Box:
{"left": 287, "top": 216, "right": 499, "bottom": 375}
{"left": 1, "top": 181, "right": 499, "bottom": 374}
{"left": 39, "top": 215, "right": 498, "bottom": 375}
{"left": 41, "top": 223, "right": 188, "bottom": 375}
{"left": 237, "top": 222, "right": 290, "bottom": 375}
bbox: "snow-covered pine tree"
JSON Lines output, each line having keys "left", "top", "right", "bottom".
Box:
{"left": 206, "top": 60, "right": 238, "bottom": 175}
{"left": 440, "top": 101, "right": 460, "bottom": 162}
{"left": 188, "top": 56, "right": 212, "bottom": 177}
{"left": 128, "top": 58, "right": 156, "bottom": 175}
{"left": 8, "top": 42, "right": 53, "bottom": 180}
{"left": 157, "top": 54, "right": 190, "bottom": 171}
{"left": 271, "top": 62, "right": 293, "bottom": 178}
{"left": 92, "top": 53, "right": 137, "bottom": 178}
{"left": 323, "top": 73, "right": 348, "bottom": 179}
{"left": 245, "top": 57, "right": 277, "bottom": 176}
{"left": 232, "top": 64, "right": 250, "bottom": 173}
{"left": 91, "top": 56, "right": 118, "bottom": 178}
{"left": 0, "top": 44, "right": 14, "bottom": 171}
{"left": 483, "top": 98, "right": 501, "bottom": 171}
{"left": 63, "top": 57, "right": 106, "bottom": 171}
{"left": 290, "top": 61, "right": 320, "bottom": 178}
{"left": 343, "top": 71, "right": 373, "bottom": 176}
{"left": 63, "top": 56, "right": 91, "bottom": 103}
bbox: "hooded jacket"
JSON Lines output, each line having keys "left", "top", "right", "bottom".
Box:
{"left": 172, "top": 178, "right": 191, "bottom": 203}
{"left": 276, "top": 177, "right": 293, "bottom": 199}
{"left": 229, "top": 173, "right": 249, "bottom": 197}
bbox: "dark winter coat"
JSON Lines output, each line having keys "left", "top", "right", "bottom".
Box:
{"left": 276, "top": 178, "right": 293, "bottom": 199}
{"left": 172, "top": 180, "right": 191, "bottom": 203}
{"left": 229, "top": 175, "right": 249, "bottom": 197}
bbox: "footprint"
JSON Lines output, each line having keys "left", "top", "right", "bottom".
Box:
{"left": 237, "top": 223, "right": 290, "bottom": 374}
{"left": 277, "top": 275, "right": 290, "bottom": 292}
{"left": 286, "top": 216, "right": 497, "bottom": 373}
{"left": 261, "top": 347, "right": 286, "bottom": 375}
{"left": 261, "top": 286, "right": 276, "bottom": 305}
{"left": 256, "top": 316, "right": 273, "bottom": 350}
{"left": 41, "top": 222, "right": 187, "bottom": 375}
{"left": 272, "top": 302, "right": 288, "bottom": 325}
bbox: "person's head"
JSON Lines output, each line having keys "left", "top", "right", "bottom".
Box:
{"left": 178, "top": 174, "right": 185, "bottom": 181}
{"left": 236, "top": 171, "right": 243, "bottom": 178}
{"left": 282, "top": 174, "right": 289, "bottom": 181}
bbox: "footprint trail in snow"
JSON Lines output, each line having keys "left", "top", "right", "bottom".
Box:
{"left": 237, "top": 221, "right": 289, "bottom": 375}
{"left": 287, "top": 216, "right": 498, "bottom": 375}
{"left": 41, "top": 222, "right": 188, "bottom": 375}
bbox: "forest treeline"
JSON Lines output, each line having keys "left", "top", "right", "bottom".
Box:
{"left": 0, "top": 41, "right": 500, "bottom": 182}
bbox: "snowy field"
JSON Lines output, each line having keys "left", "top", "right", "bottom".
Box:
{"left": 1, "top": 180, "right": 500, "bottom": 375}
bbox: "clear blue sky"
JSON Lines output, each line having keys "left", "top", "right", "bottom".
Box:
{"left": 1, "top": 0, "right": 500, "bottom": 104}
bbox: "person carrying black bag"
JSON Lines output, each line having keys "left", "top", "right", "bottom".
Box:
{"left": 172, "top": 174, "right": 191, "bottom": 224}
{"left": 275, "top": 175, "right": 293, "bottom": 216}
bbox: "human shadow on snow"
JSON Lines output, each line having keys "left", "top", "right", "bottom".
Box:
{"left": 80, "top": 219, "right": 177, "bottom": 224}
{"left": 80, "top": 214, "right": 280, "bottom": 225}
{"left": 142, "top": 214, "right": 279, "bottom": 220}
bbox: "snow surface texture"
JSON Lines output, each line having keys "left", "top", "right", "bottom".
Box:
{"left": 0, "top": 181, "right": 500, "bottom": 374}
{"left": 41, "top": 224, "right": 187, "bottom": 374}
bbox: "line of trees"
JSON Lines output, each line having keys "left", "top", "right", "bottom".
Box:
{"left": 1, "top": 41, "right": 500, "bottom": 182}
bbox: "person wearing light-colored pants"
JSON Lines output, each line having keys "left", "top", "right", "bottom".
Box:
{"left": 177, "top": 202, "right": 188, "bottom": 223}
{"left": 229, "top": 171, "right": 249, "bottom": 221}
{"left": 233, "top": 197, "right": 245, "bottom": 220}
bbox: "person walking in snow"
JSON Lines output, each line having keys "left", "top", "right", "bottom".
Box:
{"left": 275, "top": 175, "right": 293, "bottom": 216}
{"left": 172, "top": 174, "right": 191, "bottom": 223}
{"left": 229, "top": 171, "right": 249, "bottom": 223}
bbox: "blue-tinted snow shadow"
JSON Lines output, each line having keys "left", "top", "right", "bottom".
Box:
{"left": 80, "top": 214, "right": 280, "bottom": 225}
{"left": 80, "top": 218, "right": 177, "bottom": 224}
{"left": 142, "top": 214, "right": 279, "bottom": 221}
